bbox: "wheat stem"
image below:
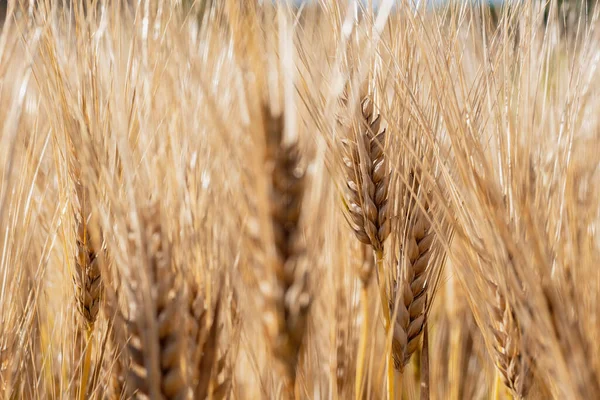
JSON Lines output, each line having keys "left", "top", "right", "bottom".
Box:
{"left": 395, "top": 370, "right": 403, "bottom": 400}
{"left": 420, "top": 323, "right": 429, "bottom": 400}
{"left": 355, "top": 284, "right": 369, "bottom": 400}
{"left": 375, "top": 250, "right": 394, "bottom": 400}
{"left": 493, "top": 371, "right": 503, "bottom": 400}
{"left": 79, "top": 327, "right": 93, "bottom": 400}
{"left": 375, "top": 250, "right": 390, "bottom": 327}
{"left": 412, "top": 349, "right": 421, "bottom": 383}
{"left": 449, "top": 321, "right": 462, "bottom": 400}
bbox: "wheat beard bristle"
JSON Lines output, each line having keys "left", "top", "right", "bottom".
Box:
{"left": 390, "top": 171, "right": 434, "bottom": 371}
{"left": 74, "top": 226, "right": 102, "bottom": 329}
{"left": 491, "top": 285, "right": 532, "bottom": 399}
{"left": 125, "top": 211, "right": 187, "bottom": 400}
{"left": 342, "top": 97, "right": 391, "bottom": 280}
{"left": 260, "top": 107, "right": 310, "bottom": 386}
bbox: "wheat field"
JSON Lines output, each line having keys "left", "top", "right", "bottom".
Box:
{"left": 0, "top": 0, "right": 599, "bottom": 399}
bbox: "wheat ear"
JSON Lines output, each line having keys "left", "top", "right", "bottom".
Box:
{"left": 124, "top": 207, "right": 187, "bottom": 399}
{"left": 490, "top": 284, "right": 531, "bottom": 399}
{"left": 342, "top": 97, "right": 391, "bottom": 254}
{"left": 390, "top": 169, "right": 433, "bottom": 368}
{"left": 74, "top": 225, "right": 102, "bottom": 331}
{"left": 72, "top": 182, "right": 103, "bottom": 400}
{"left": 259, "top": 106, "right": 310, "bottom": 395}
{"left": 385, "top": 165, "right": 439, "bottom": 399}
{"left": 74, "top": 226, "right": 102, "bottom": 400}
{"left": 341, "top": 97, "right": 392, "bottom": 399}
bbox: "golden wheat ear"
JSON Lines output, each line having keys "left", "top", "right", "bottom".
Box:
{"left": 340, "top": 95, "right": 394, "bottom": 398}
{"left": 122, "top": 206, "right": 187, "bottom": 400}
{"left": 490, "top": 284, "right": 532, "bottom": 399}
{"left": 73, "top": 229, "right": 103, "bottom": 399}
{"left": 74, "top": 226, "right": 102, "bottom": 330}
{"left": 451, "top": 232, "right": 535, "bottom": 400}
{"left": 72, "top": 186, "right": 104, "bottom": 400}
{"left": 341, "top": 97, "right": 391, "bottom": 257}
{"left": 258, "top": 104, "right": 311, "bottom": 395}
{"left": 389, "top": 169, "right": 434, "bottom": 372}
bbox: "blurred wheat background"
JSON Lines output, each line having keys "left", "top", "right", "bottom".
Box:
{"left": 0, "top": 0, "right": 599, "bottom": 399}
